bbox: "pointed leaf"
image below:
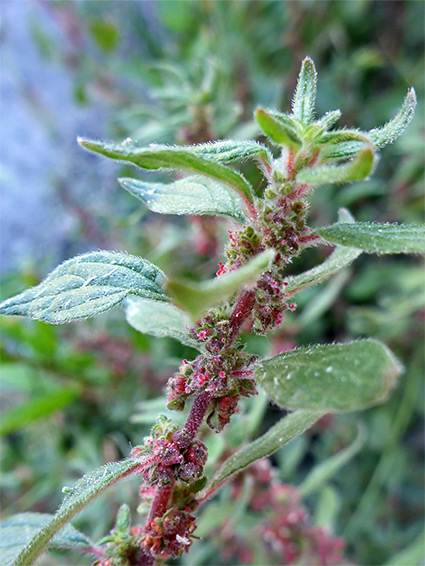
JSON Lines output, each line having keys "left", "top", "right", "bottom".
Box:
{"left": 317, "top": 222, "right": 425, "bottom": 255}
{"left": 167, "top": 249, "right": 276, "bottom": 319}
{"left": 297, "top": 146, "right": 375, "bottom": 186}
{"left": 0, "top": 513, "right": 94, "bottom": 566}
{"left": 255, "top": 108, "right": 301, "bottom": 148}
{"left": 317, "top": 109, "right": 341, "bottom": 130}
{"left": 321, "top": 140, "right": 365, "bottom": 160}
{"left": 0, "top": 252, "right": 168, "bottom": 324}
{"left": 125, "top": 297, "right": 200, "bottom": 349}
{"left": 299, "top": 425, "right": 366, "bottom": 496}
{"left": 207, "top": 411, "right": 323, "bottom": 493}
{"left": 368, "top": 88, "right": 416, "bottom": 148}
{"left": 254, "top": 339, "right": 402, "bottom": 412}
{"left": 292, "top": 57, "right": 317, "bottom": 125}
{"left": 14, "top": 459, "right": 140, "bottom": 566}
{"left": 119, "top": 176, "right": 246, "bottom": 223}
{"left": 79, "top": 138, "right": 254, "bottom": 204}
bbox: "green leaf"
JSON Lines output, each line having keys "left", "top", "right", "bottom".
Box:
{"left": 0, "top": 252, "right": 168, "bottom": 324}
{"left": 0, "top": 388, "right": 80, "bottom": 435}
{"left": 285, "top": 208, "right": 361, "bottom": 295}
{"left": 299, "top": 425, "right": 366, "bottom": 496}
{"left": 292, "top": 56, "right": 317, "bottom": 125}
{"left": 78, "top": 138, "right": 254, "bottom": 204}
{"left": 187, "top": 140, "right": 272, "bottom": 165}
{"left": 314, "top": 486, "right": 341, "bottom": 530}
{"left": 255, "top": 108, "right": 301, "bottom": 148}
{"left": 167, "top": 249, "right": 276, "bottom": 319}
{"left": 207, "top": 410, "right": 323, "bottom": 493}
{"left": 14, "top": 459, "right": 140, "bottom": 566}
{"left": 254, "top": 339, "right": 402, "bottom": 412}
{"left": 0, "top": 513, "right": 95, "bottom": 566}
{"left": 317, "top": 109, "right": 341, "bottom": 130}
{"left": 368, "top": 88, "right": 416, "bottom": 149}
{"left": 89, "top": 20, "right": 120, "bottom": 53}
{"left": 119, "top": 175, "right": 246, "bottom": 223}
{"left": 317, "top": 223, "right": 425, "bottom": 255}
{"left": 297, "top": 146, "right": 375, "bottom": 186}
{"left": 125, "top": 297, "right": 201, "bottom": 349}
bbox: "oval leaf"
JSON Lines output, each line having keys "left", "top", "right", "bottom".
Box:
{"left": 14, "top": 459, "right": 140, "bottom": 566}
{"left": 254, "top": 339, "right": 402, "bottom": 412}
{"left": 167, "top": 249, "right": 276, "bottom": 320}
{"left": 255, "top": 108, "right": 301, "bottom": 148}
{"left": 78, "top": 138, "right": 254, "bottom": 204}
{"left": 125, "top": 297, "right": 200, "bottom": 349}
{"left": 0, "top": 252, "right": 168, "bottom": 324}
{"left": 207, "top": 410, "right": 323, "bottom": 493}
{"left": 317, "top": 222, "right": 425, "bottom": 255}
{"left": 119, "top": 175, "right": 246, "bottom": 223}
{"left": 0, "top": 513, "right": 94, "bottom": 566}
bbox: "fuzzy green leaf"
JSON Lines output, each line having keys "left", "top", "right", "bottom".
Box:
{"left": 368, "top": 88, "right": 417, "bottom": 149}
{"left": 297, "top": 146, "right": 375, "bottom": 186}
{"left": 292, "top": 57, "right": 317, "bottom": 125}
{"left": 207, "top": 410, "right": 323, "bottom": 492}
{"left": 167, "top": 249, "right": 275, "bottom": 319}
{"left": 119, "top": 175, "right": 246, "bottom": 223}
{"left": 321, "top": 140, "right": 365, "bottom": 160}
{"left": 255, "top": 108, "right": 301, "bottom": 148}
{"left": 254, "top": 339, "right": 402, "bottom": 412}
{"left": 0, "top": 513, "right": 95, "bottom": 566}
{"left": 14, "top": 459, "right": 140, "bottom": 566}
{"left": 317, "top": 222, "right": 425, "bottom": 255}
{"left": 79, "top": 138, "right": 254, "bottom": 204}
{"left": 187, "top": 140, "right": 272, "bottom": 164}
{"left": 317, "top": 109, "right": 342, "bottom": 130}
{"left": 125, "top": 297, "right": 200, "bottom": 349}
{"left": 0, "top": 252, "right": 167, "bottom": 324}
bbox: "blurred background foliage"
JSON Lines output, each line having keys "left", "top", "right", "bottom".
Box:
{"left": 0, "top": 1, "right": 424, "bottom": 565}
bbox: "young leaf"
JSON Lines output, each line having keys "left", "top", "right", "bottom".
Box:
{"left": 0, "top": 252, "right": 168, "bottom": 324}
{"left": 125, "top": 297, "right": 201, "bottom": 350}
{"left": 317, "top": 109, "right": 342, "bottom": 130}
{"left": 292, "top": 56, "right": 318, "bottom": 125}
{"left": 255, "top": 108, "right": 301, "bottom": 148}
{"left": 167, "top": 249, "right": 276, "bottom": 319}
{"left": 317, "top": 222, "right": 425, "bottom": 255}
{"left": 78, "top": 138, "right": 254, "bottom": 204}
{"left": 254, "top": 339, "right": 402, "bottom": 412}
{"left": 0, "top": 513, "right": 95, "bottom": 566}
{"left": 297, "top": 146, "right": 375, "bottom": 186}
{"left": 299, "top": 425, "right": 366, "bottom": 496}
{"left": 207, "top": 410, "right": 323, "bottom": 493}
{"left": 119, "top": 175, "right": 246, "bottom": 223}
{"left": 367, "top": 88, "right": 417, "bottom": 148}
{"left": 14, "top": 459, "right": 140, "bottom": 566}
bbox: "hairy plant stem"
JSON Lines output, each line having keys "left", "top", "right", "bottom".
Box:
{"left": 148, "top": 482, "right": 175, "bottom": 522}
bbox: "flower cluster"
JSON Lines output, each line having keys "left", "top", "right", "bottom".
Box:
{"left": 167, "top": 349, "right": 257, "bottom": 431}
{"left": 136, "top": 509, "right": 197, "bottom": 560}
{"left": 131, "top": 416, "right": 208, "bottom": 487}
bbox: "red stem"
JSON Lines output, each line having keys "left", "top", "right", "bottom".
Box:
{"left": 226, "top": 289, "right": 256, "bottom": 345}
{"left": 148, "top": 482, "right": 175, "bottom": 522}
{"left": 181, "top": 390, "right": 212, "bottom": 445}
